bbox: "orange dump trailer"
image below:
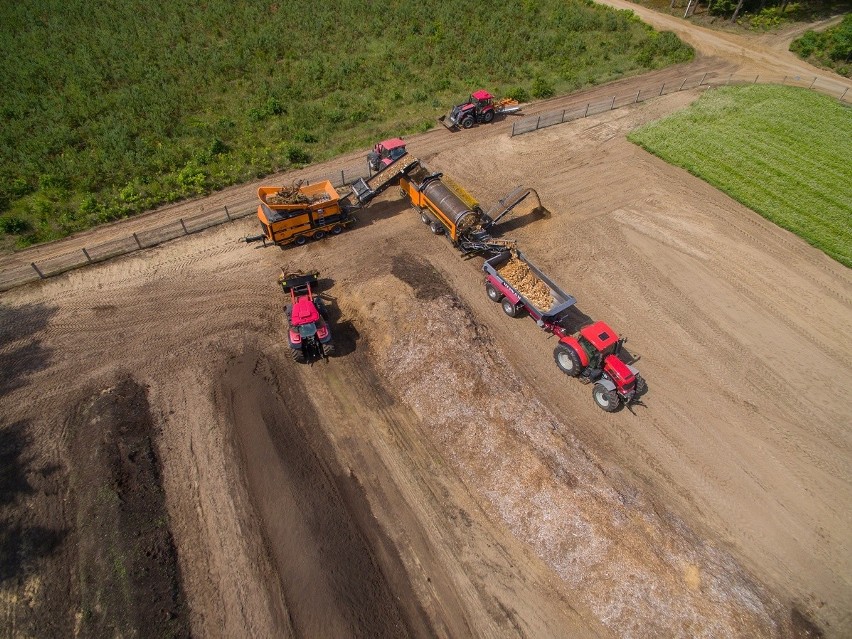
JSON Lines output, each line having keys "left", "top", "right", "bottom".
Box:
{"left": 253, "top": 181, "right": 354, "bottom": 246}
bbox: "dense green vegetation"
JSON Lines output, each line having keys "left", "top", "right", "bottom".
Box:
{"left": 791, "top": 12, "right": 852, "bottom": 77}
{"left": 628, "top": 85, "right": 852, "bottom": 267}
{"left": 0, "top": 0, "right": 692, "bottom": 248}
{"left": 627, "top": 0, "right": 848, "bottom": 31}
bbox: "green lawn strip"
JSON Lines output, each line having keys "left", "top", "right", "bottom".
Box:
{"left": 629, "top": 85, "right": 852, "bottom": 267}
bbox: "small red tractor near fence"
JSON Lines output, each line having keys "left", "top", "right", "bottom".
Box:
{"left": 279, "top": 270, "right": 334, "bottom": 362}
{"left": 439, "top": 90, "right": 522, "bottom": 130}
{"left": 553, "top": 321, "right": 646, "bottom": 412}
{"left": 367, "top": 138, "right": 407, "bottom": 172}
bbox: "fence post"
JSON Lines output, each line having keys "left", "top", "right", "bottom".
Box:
{"left": 536, "top": 116, "right": 541, "bottom": 130}
{"left": 840, "top": 88, "right": 849, "bottom": 102}
{"left": 680, "top": 78, "right": 688, "bottom": 90}
{"left": 180, "top": 219, "right": 189, "bottom": 234}
{"left": 809, "top": 76, "right": 817, "bottom": 89}
{"left": 782, "top": 75, "right": 787, "bottom": 85}
{"left": 584, "top": 103, "right": 589, "bottom": 117}
{"left": 635, "top": 90, "right": 641, "bottom": 103}
{"left": 224, "top": 205, "right": 231, "bottom": 221}
{"left": 754, "top": 75, "right": 759, "bottom": 84}
{"left": 82, "top": 248, "right": 92, "bottom": 263}
{"left": 31, "top": 262, "right": 45, "bottom": 279}
{"left": 562, "top": 109, "right": 567, "bottom": 122}
{"left": 133, "top": 232, "right": 142, "bottom": 249}
{"left": 511, "top": 122, "right": 516, "bottom": 137}
{"left": 727, "top": 73, "right": 732, "bottom": 85}
{"left": 610, "top": 96, "right": 616, "bottom": 110}
{"left": 659, "top": 82, "right": 666, "bottom": 96}
{"left": 698, "top": 72, "right": 707, "bottom": 86}
{"left": 341, "top": 170, "right": 345, "bottom": 185}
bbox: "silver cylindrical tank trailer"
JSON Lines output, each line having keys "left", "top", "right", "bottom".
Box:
{"left": 420, "top": 179, "right": 479, "bottom": 234}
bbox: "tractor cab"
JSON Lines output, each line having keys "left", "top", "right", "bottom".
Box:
{"left": 470, "top": 90, "right": 494, "bottom": 112}
{"left": 368, "top": 138, "right": 407, "bottom": 171}
{"left": 578, "top": 322, "right": 620, "bottom": 364}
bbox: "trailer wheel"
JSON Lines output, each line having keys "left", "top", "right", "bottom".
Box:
{"left": 313, "top": 230, "right": 326, "bottom": 240}
{"left": 501, "top": 299, "right": 519, "bottom": 317}
{"left": 420, "top": 211, "right": 430, "bottom": 224}
{"left": 461, "top": 117, "right": 474, "bottom": 129}
{"left": 294, "top": 235, "right": 307, "bottom": 246}
{"left": 483, "top": 110, "right": 494, "bottom": 123}
{"left": 331, "top": 224, "right": 343, "bottom": 235}
{"left": 485, "top": 283, "right": 503, "bottom": 302}
{"left": 593, "top": 384, "right": 620, "bottom": 412}
{"left": 553, "top": 344, "right": 582, "bottom": 377}
{"left": 291, "top": 347, "right": 306, "bottom": 363}
{"left": 430, "top": 223, "right": 444, "bottom": 235}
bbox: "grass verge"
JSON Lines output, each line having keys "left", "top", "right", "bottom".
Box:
{"left": 628, "top": 84, "right": 852, "bottom": 267}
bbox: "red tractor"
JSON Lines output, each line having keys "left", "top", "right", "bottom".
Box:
{"left": 439, "top": 90, "right": 521, "bottom": 130}
{"left": 553, "top": 321, "right": 646, "bottom": 412}
{"left": 367, "top": 138, "right": 407, "bottom": 172}
{"left": 279, "top": 270, "right": 334, "bottom": 363}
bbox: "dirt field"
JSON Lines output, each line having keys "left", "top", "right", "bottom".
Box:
{"left": 2, "top": 12, "right": 851, "bottom": 639}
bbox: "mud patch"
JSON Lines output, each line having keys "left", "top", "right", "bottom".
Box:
{"left": 68, "top": 378, "right": 189, "bottom": 638}
{"left": 222, "top": 349, "right": 430, "bottom": 638}
{"left": 391, "top": 254, "right": 446, "bottom": 300}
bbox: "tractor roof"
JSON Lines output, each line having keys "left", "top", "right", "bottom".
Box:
{"left": 291, "top": 296, "right": 320, "bottom": 326}
{"left": 471, "top": 89, "right": 493, "bottom": 101}
{"left": 579, "top": 321, "right": 619, "bottom": 351}
{"left": 379, "top": 137, "right": 406, "bottom": 150}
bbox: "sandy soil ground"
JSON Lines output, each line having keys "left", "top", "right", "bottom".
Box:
{"left": 1, "top": 9, "right": 850, "bottom": 639}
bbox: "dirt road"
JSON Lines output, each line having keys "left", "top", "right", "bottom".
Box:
{"left": 1, "top": 8, "right": 850, "bottom": 639}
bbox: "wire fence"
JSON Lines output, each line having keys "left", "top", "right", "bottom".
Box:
{"left": 3, "top": 71, "right": 848, "bottom": 292}
{"left": 511, "top": 71, "right": 852, "bottom": 136}
{"left": 0, "top": 164, "right": 375, "bottom": 293}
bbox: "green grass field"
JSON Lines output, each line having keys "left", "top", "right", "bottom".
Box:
{"left": 628, "top": 85, "right": 852, "bottom": 268}
{"left": 0, "top": 0, "right": 692, "bottom": 248}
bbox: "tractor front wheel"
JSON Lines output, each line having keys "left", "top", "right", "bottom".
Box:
{"left": 554, "top": 344, "right": 582, "bottom": 377}
{"left": 501, "top": 299, "right": 519, "bottom": 317}
{"left": 486, "top": 283, "right": 503, "bottom": 302}
{"left": 461, "top": 117, "right": 474, "bottom": 129}
{"left": 635, "top": 375, "right": 648, "bottom": 395}
{"left": 593, "top": 384, "right": 620, "bottom": 412}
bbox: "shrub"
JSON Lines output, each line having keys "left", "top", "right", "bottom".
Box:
{"left": 0, "top": 215, "right": 32, "bottom": 234}
{"left": 506, "top": 86, "right": 530, "bottom": 102}
{"left": 287, "top": 146, "right": 311, "bottom": 165}
{"left": 531, "top": 77, "right": 556, "bottom": 99}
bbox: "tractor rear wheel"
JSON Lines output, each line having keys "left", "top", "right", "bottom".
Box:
{"left": 461, "top": 117, "right": 474, "bottom": 129}
{"left": 291, "top": 347, "right": 306, "bottom": 363}
{"left": 593, "top": 384, "right": 620, "bottom": 412}
{"left": 501, "top": 299, "right": 519, "bottom": 317}
{"left": 486, "top": 283, "right": 503, "bottom": 302}
{"left": 322, "top": 342, "right": 335, "bottom": 357}
{"left": 483, "top": 110, "right": 494, "bottom": 123}
{"left": 554, "top": 344, "right": 582, "bottom": 377}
